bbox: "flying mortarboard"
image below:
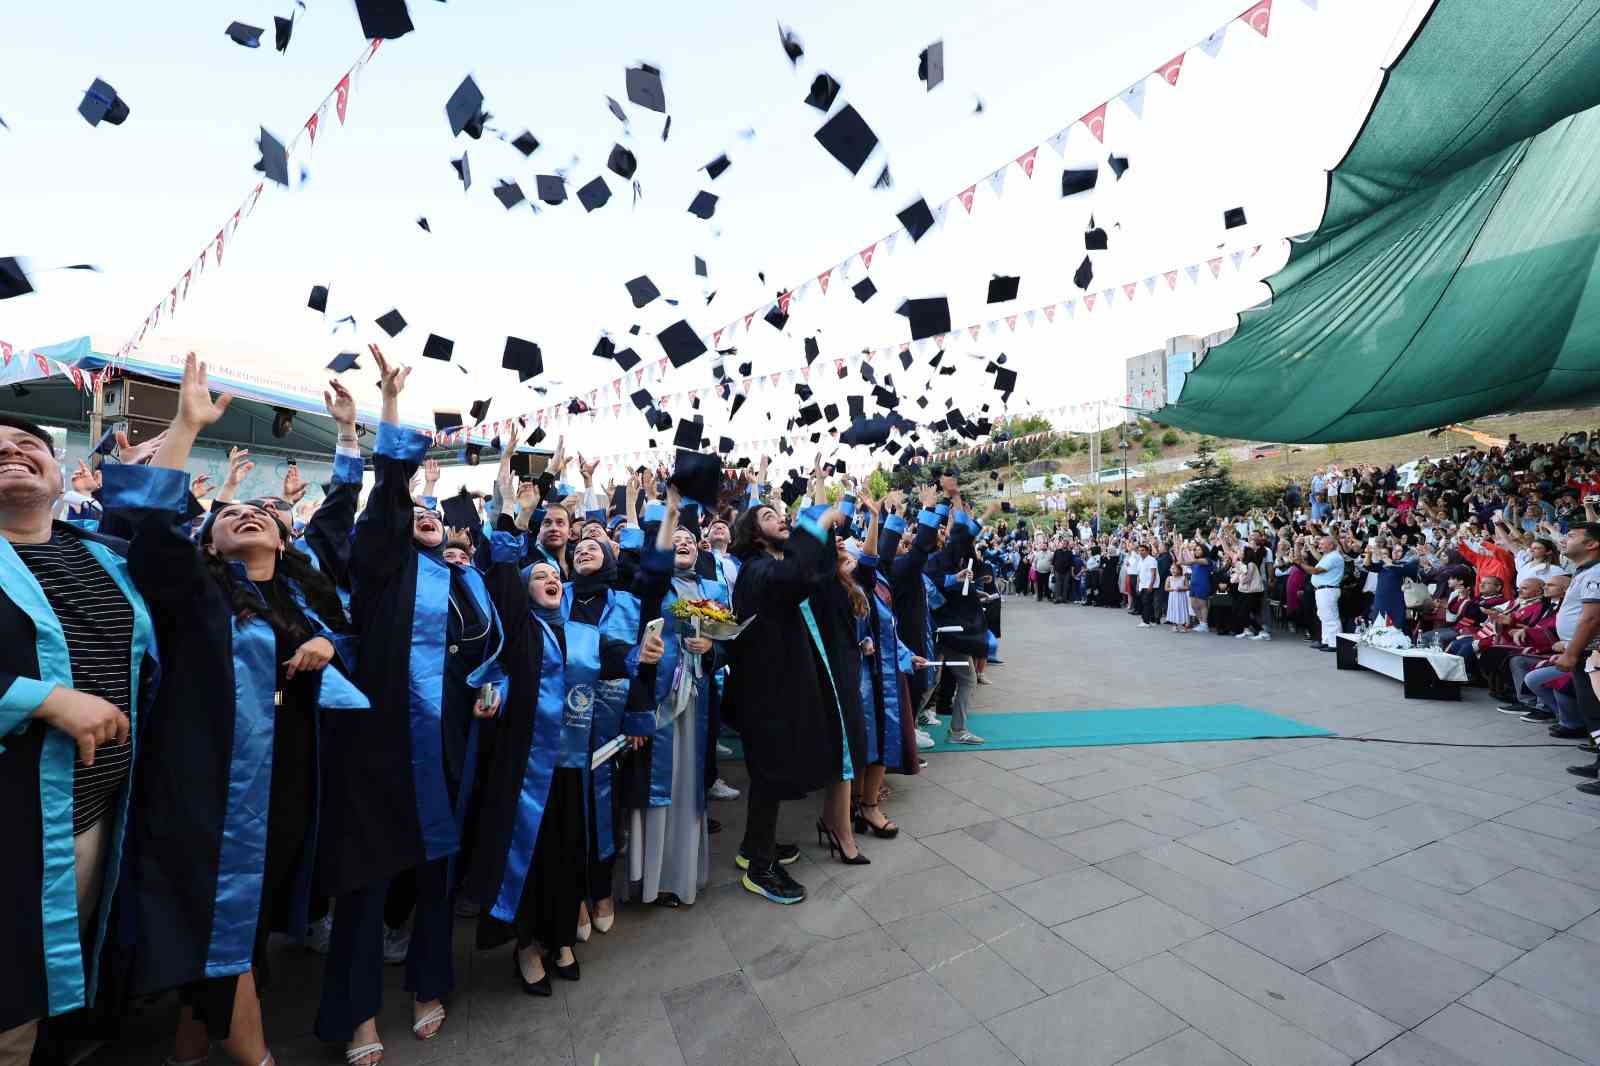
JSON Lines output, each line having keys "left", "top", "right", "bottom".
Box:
{"left": 226, "top": 21, "right": 265, "bottom": 47}
{"left": 1061, "top": 167, "right": 1097, "bottom": 196}
{"left": 307, "top": 284, "right": 329, "bottom": 313}
{"left": 737, "top": 360, "right": 751, "bottom": 376}
{"left": 718, "top": 436, "right": 734, "bottom": 455}
{"left": 625, "top": 64, "right": 666, "bottom": 113}
{"left": 694, "top": 256, "right": 708, "bottom": 277}
{"left": 657, "top": 320, "right": 707, "bottom": 367}
{"left": 511, "top": 131, "right": 540, "bottom": 156}
{"left": 780, "top": 471, "right": 807, "bottom": 506}
{"left": 625, "top": 275, "right": 660, "bottom": 308}
{"left": 326, "top": 351, "right": 360, "bottom": 373}
{"left": 851, "top": 277, "right": 876, "bottom": 303}
{"left": 576, "top": 176, "right": 611, "bottom": 211}
{"left": 441, "top": 489, "right": 479, "bottom": 530}
{"left": 687, "top": 191, "right": 718, "bottom": 219}
{"left": 703, "top": 154, "right": 731, "bottom": 180}
{"left": 354, "top": 0, "right": 413, "bottom": 40}
{"left": 823, "top": 402, "right": 839, "bottom": 422}
{"left": 897, "top": 197, "right": 935, "bottom": 242}
{"left": 1073, "top": 256, "right": 1094, "bottom": 290}
{"left": 672, "top": 417, "right": 703, "bottom": 451}
{"left": 445, "top": 75, "right": 487, "bottom": 138}
{"left": 987, "top": 275, "right": 1019, "bottom": 303}
{"left": 1224, "top": 206, "right": 1247, "bottom": 229}
{"left": 918, "top": 41, "right": 945, "bottom": 90}
{"left": 376, "top": 309, "right": 407, "bottom": 337}
{"left": 502, "top": 336, "right": 542, "bottom": 380}
{"left": 729, "top": 392, "right": 748, "bottom": 419}
{"left": 1084, "top": 225, "right": 1108, "bottom": 251}
{"left": 469, "top": 397, "right": 491, "bottom": 422}
{"left": 841, "top": 415, "right": 898, "bottom": 448}
{"left": 671, "top": 451, "right": 721, "bottom": 511}
{"left": 606, "top": 96, "right": 628, "bottom": 124}
{"left": 593, "top": 336, "right": 616, "bottom": 360}
{"left": 535, "top": 175, "right": 566, "bottom": 204}
{"left": 899, "top": 296, "right": 950, "bottom": 341}
{"left": 814, "top": 105, "right": 878, "bottom": 176}
{"left": 78, "top": 78, "right": 130, "bottom": 126}
{"left": 433, "top": 411, "right": 462, "bottom": 433}
{"left": 274, "top": 15, "right": 294, "bottom": 52}
{"left": 847, "top": 394, "right": 865, "bottom": 419}
{"left": 778, "top": 22, "right": 804, "bottom": 64}
{"left": 1108, "top": 154, "right": 1129, "bottom": 179}
{"left": 873, "top": 165, "right": 892, "bottom": 190}
{"left": 607, "top": 144, "right": 637, "bottom": 178}
{"left": 899, "top": 350, "right": 912, "bottom": 370}
{"left": 451, "top": 152, "right": 471, "bottom": 191}
{"left": 797, "top": 403, "right": 822, "bottom": 426}
{"left": 630, "top": 388, "right": 653, "bottom": 410}
{"left": 805, "top": 72, "right": 840, "bottom": 111}
{"left": 613, "top": 346, "right": 641, "bottom": 370}
{"left": 493, "top": 180, "right": 526, "bottom": 209}
{"left": 804, "top": 336, "right": 820, "bottom": 363}
{"left": 993, "top": 366, "right": 1017, "bottom": 398}
{"left": 423, "top": 333, "right": 454, "bottom": 361}
{"left": 254, "top": 126, "right": 289, "bottom": 186}
{"left": 764, "top": 304, "right": 788, "bottom": 331}
{"left": 794, "top": 383, "right": 813, "bottom": 401}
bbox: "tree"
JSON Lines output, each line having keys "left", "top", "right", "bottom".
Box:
{"left": 1161, "top": 428, "right": 1181, "bottom": 447}
{"left": 1166, "top": 436, "right": 1252, "bottom": 532}
{"left": 1001, "top": 414, "right": 1057, "bottom": 465}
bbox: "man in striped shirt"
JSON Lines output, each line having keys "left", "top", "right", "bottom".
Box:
{"left": 0, "top": 414, "right": 156, "bottom": 1064}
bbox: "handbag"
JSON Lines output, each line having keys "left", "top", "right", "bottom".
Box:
{"left": 1402, "top": 577, "right": 1434, "bottom": 610}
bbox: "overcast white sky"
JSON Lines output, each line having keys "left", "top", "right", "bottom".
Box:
{"left": 0, "top": 0, "right": 1429, "bottom": 478}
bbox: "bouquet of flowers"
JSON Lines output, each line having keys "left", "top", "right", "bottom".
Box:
{"left": 1358, "top": 621, "right": 1413, "bottom": 651}
{"left": 668, "top": 597, "right": 752, "bottom": 641}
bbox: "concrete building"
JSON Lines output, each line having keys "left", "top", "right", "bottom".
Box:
{"left": 1123, "top": 329, "right": 1236, "bottom": 421}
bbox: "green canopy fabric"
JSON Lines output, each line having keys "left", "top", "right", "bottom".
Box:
{"left": 1160, "top": 0, "right": 1600, "bottom": 443}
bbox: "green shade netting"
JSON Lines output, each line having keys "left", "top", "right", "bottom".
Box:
{"left": 1160, "top": 0, "right": 1600, "bottom": 443}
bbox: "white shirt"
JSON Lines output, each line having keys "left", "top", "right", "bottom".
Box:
{"left": 1137, "top": 555, "right": 1159, "bottom": 590}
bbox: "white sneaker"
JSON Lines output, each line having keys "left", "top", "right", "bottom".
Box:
{"left": 1253, "top": 631, "right": 1272, "bottom": 641}
{"left": 382, "top": 925, "right": 410, "bottom": 965}
{"left": 709, "top": 778, "right": 740, "bottom": 801}
{"left": 1235, "top": 631, "right": 1252, "bottom": 639}
{"left": 305, "top": 913, "right": 332, "bottom": 955}
{"left": 716, "top": 743, "right": 734, "bottom": 757}
{"left": 915, "top": 729, "right": 935, "bottom": 750}
{"left": 1194, "top": 623, "right": 1209, "bottom": 633}
{"left": 947, "top": 730, "right": 986, "bottom": 745}
{"left": 917, "top": 709, "right": 940, "bottom": 728}
{"left": 1136, "top": 622, "right": 1151, "bottom": 629}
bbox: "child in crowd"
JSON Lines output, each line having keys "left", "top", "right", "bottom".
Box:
{"left": 1164, "top": 565, "right": 1192, "bottom": 631}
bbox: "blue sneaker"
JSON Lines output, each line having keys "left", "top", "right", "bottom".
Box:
{"left": 742, "top": 862, "right": 806, "bottom": 904}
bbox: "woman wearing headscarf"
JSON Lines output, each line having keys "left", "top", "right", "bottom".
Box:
{"left": 100, "top": 355, "right": 368, "bottom": 1066}
{"left": 315, "top": 347, "right": 504, "bottom": 1066}
{"left": 616, "top": 487, "right": 725, "bottom": 907}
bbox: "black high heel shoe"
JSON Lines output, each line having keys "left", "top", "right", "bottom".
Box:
{"left": 550, "top": 951, "right": 580, "bottom": 982}
{"left": 852, "top": 802, "right": 900, "bottom": 840}
{"left": 514, "top": 948, "right": 552, "bottom": 996}
{"left": 815, "top": 818, "right": 870, "bottom": 865}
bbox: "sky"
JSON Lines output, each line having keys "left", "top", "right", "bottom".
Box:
{"left": 0, "top": 0, "right": 1431, "bottom": 480}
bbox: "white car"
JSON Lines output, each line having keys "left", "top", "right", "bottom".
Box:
{"left": 1092, "top": 466, "right": 1144, "bottom": 483}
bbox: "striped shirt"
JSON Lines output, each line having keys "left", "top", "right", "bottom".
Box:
{"left": 13, "top": 534, "right": 135, "bottom": 836}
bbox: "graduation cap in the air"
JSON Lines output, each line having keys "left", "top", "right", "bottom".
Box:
{"left": 1108, "top": 154, "right": 1129, "bottom": 179}
{"left": 729, "top": 392, "right": 748, "bottom": 420}
{"left": 613, "top": 347, "right": 641, "bottom": 371}
{"left": 625, "top": 275, "right": 660, "bottom": 308}
{"left": 764, "top": 303, "right": 788, "bottom": 332}
{"left": 493, "top": 180, "right": 526, "bottom": 209}
{"left": 671, "top": 450, "right": 721, "bottom": 510}
{"left": 672, "top": 417, "right": 704, "bottom": 452}
{"left": 852, "top": 277, "right": 876, "bottom": 303}
{"left": 450, "top": 152, "right": 471, "bottom": 191}
{"left": 794, "top": 383, "right": 813, "bottom": 402}
{"left": 502, "top": 336, "right": 542, "bottom": 381}
{"left": 593, "top": 336, "right": 616, "bottom": 361}
{"left": 423, "top": 333, "right": 454, "bottom": 361}
{"left": 445, "top": 75, "right": 488, "bottom": 139}
{"left": 778, "top": 21, "right": 804, "bottom": 64}
{"left": 648, "top": 407, "right": 673, "bottom": 432}
{"left": 225, "top": 21, "right": 265, "bottom": 47}
{"left": 326, "top": 351, "right": 360, "bottom": 373}
{"left": 576, "top": 177, "right": 611, "bottom": 212}
{"left": 511, "top": 131, "right": 540, "bottom": 157}
{"left": 607, "top": 144, "right": 637, "bottom": 179}
{"left": 797, "top": 403, "right": 822, "bottom": 426}
{"left": 928, "top": 350, "right": 943, "bottom": 369}
{"left": 273, "top": 13, "right": 294, "bottom": 51}
{"left": 803, "top": 336, "right": 820, "bottom": 364}
{"left": 824, "top": 403, "right": 840, "bottom": 422}
{"left": 814, "top": 105, "right": 878, "bottom": 176}
{"left": 717, "top": 436, "right": 735, "bottom": 456}
{"left": 625, "top": 63, "right": 666, "bottom": 112}
{"left": 805, "top": 72, "right": 841, "bottom": 111}
{"left": 1224, "top": 206, "right": 1247, "bottom": 229}
{"left": 630, "top": 388, "right": 653, "bottom": 410}
{"left": 536, "top": 175, "right": 566, "bottom": 204}
{"left": 354, "top": 0, "right": 413, "bottom": 40}
{"left": 469, "top": 397, "right": 492, "bottom": 423}
{"left": 987, "top": 275, "right": 1018, "bottom": 303}
{"left": 1084, "top": 224, "right": 1108, "bottom": 251}
{"left": 918, "top": 41, "right": 944, "bottom": 90}
{"left": 779, "top": 471, "right": 807, "bottom": 507}
{"left": 841, "top": 415, "right": 902, "bottom": 448}
{"left": 433, "top": 411, "right": 463, "bottom": 433}
{"left": 897, "top": 197, "right": 935, "bottom": 242}
{"left": 993, "top": 366, "right": 1017, "bottom": 400}
{"left": 873, "top": 385, "right": 899, "bottom": 409}
{"left": 899, "top": 350, "right": 913, "bottom": 370}
{"left": 1061, "top": 167, "right": 1097, "bottom": 197}
{"left": 694, "top": 256, "right": 708, "bottom": 278}
{"left": 78, "top": 78, "right": 130, "bottom": 126}
{"left": 657, "top": 320, "right": 706, "bottom": 367}
{"left": 846, "top": 394, "right": 866, "bottom": 420}
{"left": 307, "top": 284, "right": 328, "bottom": 313}
{"left": 441, "top": 488, "right": 479, "bottom": 530}
{"left": 254, "top": 126, "right": 289, "bottom": 186}
{"left": 688, "top": 191, "right": 718, "bottom": 219}
{"left": 703, "top": 154, "right": 731, "bottom": 180}
{"left": 898, "top": 297, "right": 950, "bottom": 341}
{"left": 415, "top": 216, "right": 430, "bottom": 232}
{"left": 606, "top": 96, "right": 628, "bottom": 124}
{"left": 1073, "top": 256, "right": 1094, "bottom": 290}
{"left": 874, "top": 165, "right": 892, "bottom": 190}
{"left": 376, "top": 309, "right": 407, "bottom": 336}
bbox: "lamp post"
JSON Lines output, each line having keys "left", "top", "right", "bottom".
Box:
{"left": 1119, "top": 437, "right": 1131, "bottom": 527}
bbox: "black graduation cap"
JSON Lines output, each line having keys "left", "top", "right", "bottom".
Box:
{"left": 469, "top": 397, "right": 491, "bottom": 422}
{"left": 657, "top": 320, "right": 706, "bottom": 367}
{"left": 778, "top": 22, "right": 804, "bottom": 64}
{"left": 814, "top": 105, "right": 878, "bottom": 176}
{"left": 841, "top": 415, "right": 899, "bottom": 448}
{"left": 594, "top": 336, "right": 616, "bottom": 360}
{"left": 804, "top": 336, "right": 820, "bottom": 364}
{"left": 736, "top": 360, "right": 751, "bottom": 376}
{"left": 918, "top": 41, "right": 945, "bottom": 90}
{"left": 671, "top": 451, "right": 721, "bottom": 510}
{"left": 899, "top": 297, "right": 950, "bottom": 341}
{"left": 327, "top": 351, "right": 360, "bottom": 373}
{"left": 852, "top": 277, "right": 876, "bottom": 303}
{"left": 873, "top": 385, "right": 899, "bottom": 408}
{"left": 704, "top": 154, "right": 731, "bottom": 180}
{"left": 630, "top": 388, "right": 653, "bottom": 410}
{"left": 576, "top": 176, "right": 611, "bottom": 212}
{"left": 805, "top": 72, "right": 841, "bottom": 111}
{"left": 416, "top": 216, "right": 431, "bottom": 232}
{"left": 694, "top": 256, "right": 708, "bottom": 277}
{"left": 661, "top": 115, "right": 672, "bottom": 141}
{"left": 78, "top": 78, "right": 130, "bottom": 126}
{"left": 446, "top": 75, "right": 487, "bottom": 139}
{"left": 899, "top": 350, "right": 913, "bottom": 370}
{"left": 254, "top": 126, "right": 289, "bottom": 186}
{"left": 824, "top": 403, "right": 839, "bottom": 422}
{"left": 354, "top": 0, "right": 413, "bottom": 40}
{"left": 625, "top": 275, "right": 660, "bottom": 308}
{"left": 536, "top": 175, "right": 566, "bottom": 204}
{"left": 884, "top": 439, "right": 902, "bottom": 455}
{"left": 625, "top": 64, "right": 666, "bottom": 113}
{"left": 847, "top": 395, "right": 865, "bottom": 420}
{"left": 650, "top": 408, "right": 673, "bottom": 431}
{"left": 307, "top": 284, "right": 328, "bottom": 313}
{"left": 226, "top": 21, "right": 265, "bottom": 47}
{"left": 797, "top": 403, "right": 822, "bottom": 426}
{"left": 764, "top": 304, "right": 788, "bottom": 331}
{"left": 423, "top": 333, "right": 454, "bottom": 361}
{"left": 780, "top": 472, "right": 807, "bottom": 506}
{"left": 607, "top": 144, "right": 637, "bottom": 179}
{"left": 987, "top": 275, "right": 1019, "bottom": 303}
{"left": 441, "top": 489, "right": 479, "bottom": 531}
{"left": 1224, "top": 206, "right": 1247, "bottom": 229}
{"left": 613, "top": 347, "right": 641, "bottom": 370}
{"left": 688, "top": 191, "right": 718, "bottom": 219}
{"left": 274, "top": 15, "right": 294, "bottom": 52}
{"left": 795, "top": 383, "right": 813, "bottom": 401}
{"left": 1108, "top": 154, "right": 1129, "bottom": 179}
{"left": 1061, "top": 167, "right": 1097, "bottom": 197}
{"left": 502, "top": 336, "right": 542, "bottom": 380}
{"left": 1073, "top": 256, "right": 1094, "bottom": 290}
{"left": 897, "top": 197, "right": 935, "bottom": 242}
{"left": 994, "top": 366, "right": 1017, "bottom": 399}
{"left": 717, "top": 436, "right": 734, "bottom": 455}
{"left": 493, "top": 180, "right": 526, "bottom": 209}
{"left": 606, "top": 96, "right": 628, "bottom": 124}
{"left": 928, "top": 350, "right": 943, "bottom": 369}
{"left": 376, "top": 309, "right": 407, "bottom": 336}
{"left": 433, "top": 411, "right": 463, "bottom": 432}
{"left": 874, "top": 165, "right": 893, "bottom": 190}
{"left": 451, "top": 152, "right": 471, "bottom": 191}
{"left": 916, "top": 395, "right": 929, "bottom": 408}
{"left": 672, "top": 417, "right": 703, "bottom": 451}
{"left": 630, "top": 325, "right": 643, "bottom": 335}
{"left": 729, "top": 392, "right": 748, "bottom": 420}
{"left": 512, "top": 131, "right": 540, "bottom": 157}
{"left": 1084, "top": 225, "right": 1108, "bottom": 251}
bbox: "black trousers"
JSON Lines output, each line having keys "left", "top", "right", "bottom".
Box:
{"left": 1575, "top": 665, "right": 1600, "bottom": 737}
{"left": 1139, "top": 589, "right": 1157, "bottom": 624}
{"left": 1034, "top": 573, "right": 1049, "bottom": 601}
{"left": 741, "top": 779, "right": 781, "bottom": 869}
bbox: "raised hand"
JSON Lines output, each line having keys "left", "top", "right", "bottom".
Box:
{"left": 371, "top": 343, "right": 409, "bottom": 399}
{"left": 114, "top": 427, "right": 169, "bottom": 466}
{"left": 223, "top": 447, "right": 253, "bottom": 488}
{"left": 422, "top": 458, "right": 441, "bottom": 493}
{"left": 70, "top": 459, "right": 101, "bottom": 495}
{"left": 190, "top": 473, "right": 214, "bottom": 500}
{"left": 283, "top": 464, "right": 307, "bottom": 504}
{"left": 918, "top": 483, "right": 938, "bottom": 509}
{"left": 579, "top": 454, "right": 600, "bottom": 484}
{"left": 516, "top": 479, "right": 541, "bottom": 512}
{"left": 173, "top": 352, "right": 233, "bottom": 429}
{"left": 323, "top": 379, "right": 357, "bottom": 428}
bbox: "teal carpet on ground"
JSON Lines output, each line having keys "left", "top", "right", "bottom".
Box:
{"left": 717, "top": 705, "right": 1330, "bottom": 758}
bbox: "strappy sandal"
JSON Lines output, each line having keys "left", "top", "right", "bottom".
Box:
{"left": 852, "top": 802, "right": 900, "bottom": 839}
{"left": 411, "top": 1004, "right": 446, "bottom": 1041}
{"left": 343, "top": 1043, "right": 383, "bottom": 1066}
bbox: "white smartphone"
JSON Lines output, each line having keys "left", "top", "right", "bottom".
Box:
{"left": 643, "top": 617, "right": 665, "bottom": 642}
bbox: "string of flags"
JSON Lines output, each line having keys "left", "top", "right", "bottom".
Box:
{"left": 0, "top": 340, "right": 115, "bottom": 393}
{"left": 115, "top": 37, "right": 387, "bottom": 360}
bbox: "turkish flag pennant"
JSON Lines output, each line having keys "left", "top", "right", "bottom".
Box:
{"left": 1158, "top": 53, "right": 1186, "bottom": 86}
{"left": 1, "top": 341, "right": 12, "bottom": 365}
{"left": 777, "top": 292, "right": 792, "bottom": 315}
{"left": 1015, "top": 147, "right": 1038, "bottom": 177}
{"left": 1208, "top": 257, "right": 1223, "bottom": 277}
{"left": 215, "top": 230, "right": 226, "bottom": 265}
{"left": 1241, "top": 0, "right": 1272, "bottom": 35}
{"left": 634, "top": 368, "right": 645, "bottom": 384}
{"left": 1042, "top": 304, "right": 1056, "bottom": 323}
{"left": 744, "top": 312, "right": 756, "bottom": 329}
{"left": 1005, "top": 315, "right": 1017, "bottom": 331}
{"left": 713, "top": 329, "right": 724, "bottom": 346}
{"left": 1122, "top": 283, "right": 1137, "bottom": 300}
{"left": 968, "top": 325, "right": 981, "bottom": 340}
{"left": 182, "top": 269, "right": 192, "bottom": 298}
{"left": 934, "top": 333, "right": 946, "bottom": 346}
{"left": 801, "top": 366, "right": 811, "bottom": 382}
{"left": 957, "top": 185, "right": 976, "bottom": 213}
{"left": 1164, "top": 270, "right": 1179, "bottom": 289}
{"left": 169, "top": 287, "right": 178, "bottom": 314}
{"left": 769, "top": 373, "right": 781, "bottom": 385}
{"left": 335, "top": 74, "right": 351, "bottom": 124}
{"left": 199, "top": 247, "right": 208, "bottom": 273}
{"left": 248, "top": 183, "right": 264, "bottom": 213}
{"left": 306, "top": 111, "right": 319, "bottom": 144}
{"left": 34, "top": 352, "right": 50, "bottom": 376}
{"left": 1084, "top": 293, "right": 1097, "bottom": 311}
{"left": 612, "top": 404, "right": 621, "bottom": 418}
{"left": 1079, "top": 102, "right": 1108, "bottom": 143}
{"left": 859, "top": 243, "right": 877, "bottom": 269}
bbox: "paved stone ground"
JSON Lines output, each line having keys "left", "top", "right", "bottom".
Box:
{"left": 97, "top": 596, "right": 1600, "bottom": 1065}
